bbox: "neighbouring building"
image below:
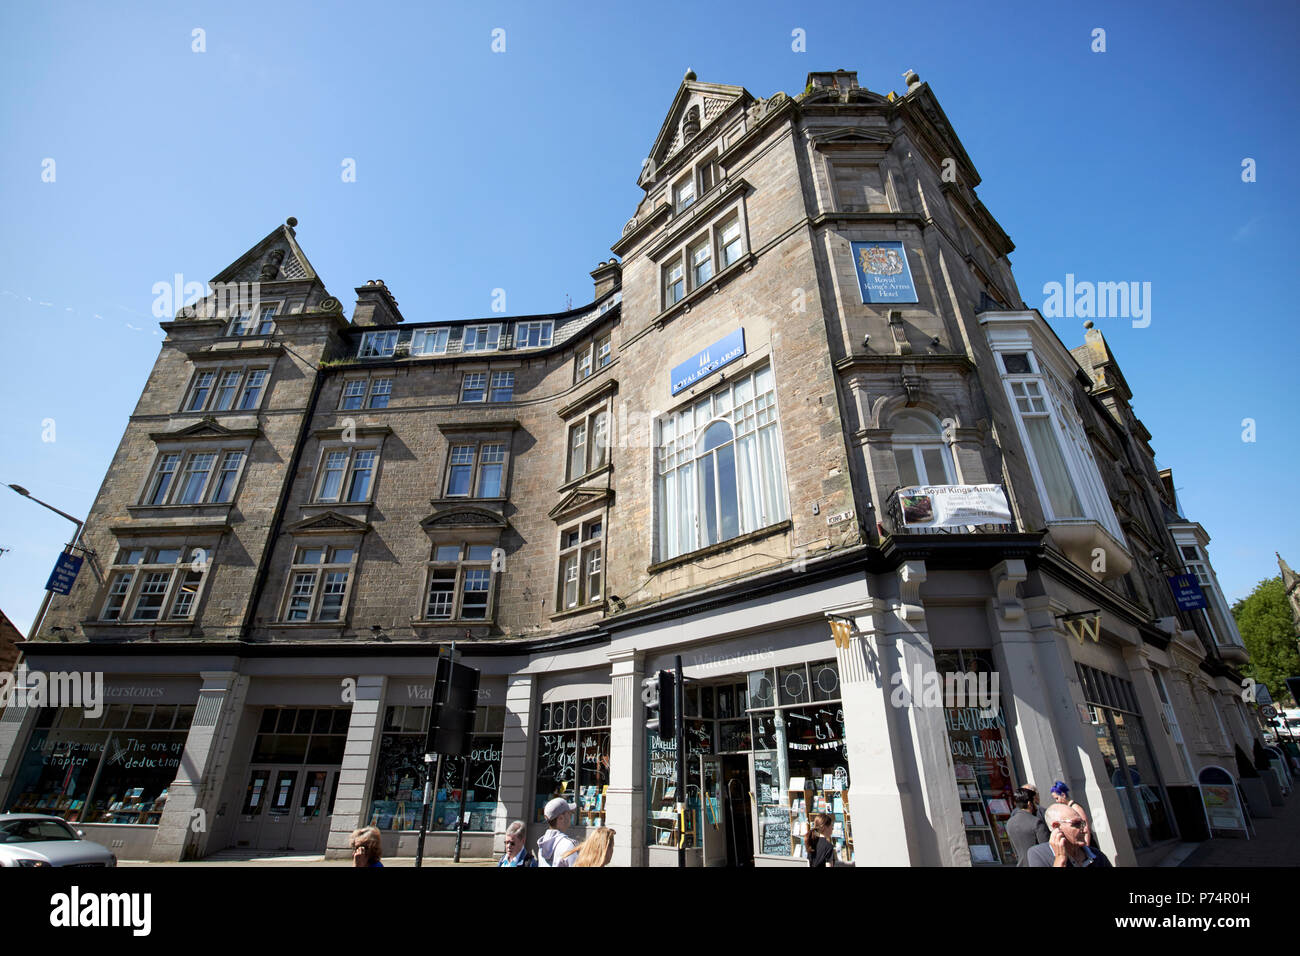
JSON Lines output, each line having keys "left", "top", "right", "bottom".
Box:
{"left": 0, "top": 68, "right": 1258, "bottom": 865}
{"left": 0, "top": 610, "right": 21, "bottom": 674}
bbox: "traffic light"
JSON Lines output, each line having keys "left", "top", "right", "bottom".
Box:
{"left": 641, "top": 669, "right": 677, "bottom": 742}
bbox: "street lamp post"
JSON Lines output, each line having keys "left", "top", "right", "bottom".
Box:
{"left": 7, "top": 484, "right": 88, "bottom": 640}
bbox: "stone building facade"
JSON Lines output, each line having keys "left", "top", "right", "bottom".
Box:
{"left": 0, "top": 68, "right": 1258, "bottom": 865}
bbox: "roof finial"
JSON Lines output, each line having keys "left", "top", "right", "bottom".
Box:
{"left": 903, "top": 69, "right": 920, "bottom": 89}
{"left": 1084, "top": 320, "right": 1094, "bottom": 329}
{"left": 286, "top": 216, "right": 298, "bottom": 230}
{"left": 684, "top": 67, "right": 697, "bottom": 81}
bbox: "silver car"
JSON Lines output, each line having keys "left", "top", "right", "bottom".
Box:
{"left": 0, "top": 814, "right": 117, "bottom": 867}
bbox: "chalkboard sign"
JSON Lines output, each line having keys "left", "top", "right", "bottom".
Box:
{"left": 761, "top": 805, "right": 791, "bottom": 855}
{"left": 754, "top": 755, "right": 775, "bottom": 804}
{"left": 538, "top": 733, "right": 577, "bottom": 787}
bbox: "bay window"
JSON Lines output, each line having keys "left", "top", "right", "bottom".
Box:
{"left": 656, "top": 365, "right": 788, "bottom": 561}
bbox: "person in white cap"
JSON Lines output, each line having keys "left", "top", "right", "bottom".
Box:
{"left": 537, "top": 797, "right": 579, "bottom": 867}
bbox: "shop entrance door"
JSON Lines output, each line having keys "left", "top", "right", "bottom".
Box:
{"left": 699, "top": 756, "right": 727, "bottom": 866}
{"left": 723, "top": 755, "right": 754, "bottom": 866}
{"left": 233, "top": 766, "right": 339, "bottom": 852}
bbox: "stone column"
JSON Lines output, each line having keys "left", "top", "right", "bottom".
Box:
{"left": 989, "top": 567, "right": 1066, "bottom": 795}
{"left": 832, "top": 597, "right": 916, "bottom": 865}
{"left": 1021, "top": 602, "right": 1137, "bottom": 866}
{"left": 0, "top": 663, "right": 41, "bottom": 804}
{"left": 496, "top": 672, "right": 535, "bottom": 857}
{"left": 607, "top": 648, "right": 645, "bottom": 867}
{"left": 325, "top": 675, "right": 386, "bottom": 859}
{"left": 151, "top": 670, "right": 249, "bottom": 861}
{"left": 890, "top": 560, "right": 970, "bottom": 866}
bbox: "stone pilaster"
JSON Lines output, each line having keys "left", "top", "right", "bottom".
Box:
{"left": 607, "top": 647, "right": 644, "bottom": 867}
{"left": 325, "top": 675, "right": 386, "bottom": 858}
{"left": 151, "top": 670, "right": 249, "bottom": 861}
{"left": 496, "top": 672, "right": 536, "bottom": 855}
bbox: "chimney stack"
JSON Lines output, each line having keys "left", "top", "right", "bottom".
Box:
{"left": 591, "top": 259, "right": 622, "bottom": 301}
{"left": 352, "top": 280, "right": 405, "bottom": 327}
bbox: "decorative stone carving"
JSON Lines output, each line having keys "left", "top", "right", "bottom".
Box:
{"left": 991, "top": 559, "right": 1027, "bottom": 622}
{"left": 897, "top": 560, "right": 927, "bottom": 622}
{"left": 259, "top": 249, "right": 285, "bottom": 281}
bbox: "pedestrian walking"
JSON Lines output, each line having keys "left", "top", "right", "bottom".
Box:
{"left": 498, "top": 820, "right": 536, "bottom": 867}
{"left": 562, "top": 826, "right": 616, "bottom": 867}
{"left": 805, "top": 812, "right": 837, "bottom": 867}
{"left": 536, "top": 797, "right": 579, "bottom": 867}
{"left": 1006, "top": 789, "right": 1050, "bottom": 865}
{"left": 350, "top": 826, "right": 384, "bottom": 868}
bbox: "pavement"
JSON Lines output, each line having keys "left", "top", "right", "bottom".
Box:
{"left": 118, "top": 850, "right": 497, "bottom": 867}
{"left": 1176, "top": 787, "right": 1300, "bottom": 867}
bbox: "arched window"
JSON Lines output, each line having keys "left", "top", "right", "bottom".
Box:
{"left": 697, "top": 420, "right": 739, "bottom": 546}
{"left": 656, "top": 365, "right": 789, "bottom": 561}
{"left": 890, "top": 411, "right": 955, "bottom": 486}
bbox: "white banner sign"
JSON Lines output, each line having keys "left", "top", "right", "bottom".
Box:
{"left": 897, "top": 485, "right": 1012, "bottom": 529}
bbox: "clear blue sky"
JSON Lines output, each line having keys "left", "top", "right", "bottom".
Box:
{"left": 2, "top": 0, "right": 1297, "bottom": 633}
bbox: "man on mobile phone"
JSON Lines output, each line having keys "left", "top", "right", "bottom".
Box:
{"left": 1026, "top": 803, "right": 1112, "bottom": 867}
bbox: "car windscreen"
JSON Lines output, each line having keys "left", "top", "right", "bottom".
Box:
{"left": 0, "top": 819, "right": 79, "bottom": 843}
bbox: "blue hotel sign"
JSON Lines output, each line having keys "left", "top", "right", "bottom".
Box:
{"left": 45, "top": 552, "right": 83, "bottom": 595}
{"left": 671, "top": 328, "right": 746, "bottom": 396}
{"left": 851, "top": 240, "right": 918, "bottom": 304}
{"left": 1167, "top": 574, "right": 1208, "bottom": 611}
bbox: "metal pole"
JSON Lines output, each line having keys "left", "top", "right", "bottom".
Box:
{"left": 415, "top": 752, "right": 435, "bottom": 868}
{"left": 675, "top": 654, "right": 685, "bottom": 868}
{"left": 453, "top": 751, "right": 469, "bottom": 863}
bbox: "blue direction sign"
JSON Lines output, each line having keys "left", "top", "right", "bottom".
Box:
{"left": 1167, "top": 573, "right": 1208, "bottom": 611}
{"left": 671, "top": 328, "right": 746, "bottom": 396}
{"left": 45, "top": 552, "right": 83, "bottom": 595}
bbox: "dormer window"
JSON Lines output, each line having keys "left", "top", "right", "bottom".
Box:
{"left": 411, "top": 328, "right": 450, "bottom": 355}
{"left": 462, "top": 325, "right": 501, "bottom": 352}
{"left": 515, "top": 321, "right": 553, "bottom": 348}
{"left": 358, "top": 330, "right": 398, "bottom": 358}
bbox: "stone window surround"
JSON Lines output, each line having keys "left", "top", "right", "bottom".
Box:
{"left": 132, "top": 429, "right": 258, "bottom": 511}
{"left": 310, "top": 443, "right": 383, "bottom": 505}
{"left": 179, "top": 361, "right": 274, "bottom": 415}
{"left": 338, "top": 372, "right": 393, "bottom": 411}
{"left": 433, "top": 421, "right": 519, "bottom": 504}
{"left": 226, "top": 300, "right": 280, "bottom": 337}
{"left": 94, "top": 539, "right": 217, "bottom": 626}
{"left": 554, "top": 515, "right": 604, "bottom": 615}
{"left": 274, "top": 539, "right": 361, "bottom": 625}
{"left": 419, "top": 536, "right": 502, "bottom": 624}
{"left": 656, "top": 200, "right": 750, "bottom": 314}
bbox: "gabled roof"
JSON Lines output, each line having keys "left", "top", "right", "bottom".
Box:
{"left": 210, "top": 221, "right": 320, "bottom": 285}
{"left": 642, "top": 73, "right": 750, "bottom": 187}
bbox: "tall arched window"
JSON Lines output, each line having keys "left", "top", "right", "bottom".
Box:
{"left": 698, "top": 420, "right": 740, "bottom": 546}
{"left": 656, "top": 365, "right": 789, "bottom": 561}
{"left": 890, "top": 411, "right": 955, "bottom": 486}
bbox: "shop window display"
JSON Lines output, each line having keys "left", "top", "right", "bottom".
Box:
{"left": 367, "top": 704, "right": 504, "bottom": 833}
{"left": 535, "top": 696, "right": 611, "bottom": 827}
{"left": 1076, "top": 663, "right": 1176, "bottom": 847}
{"left": 934, "top": 649, "right": 1020, "bottom": 864}
{"left": 5, "top": 704, "right": 195, "bottom": 824}
{"left": 646, "top": 720, "right": 713, "bottom": 848}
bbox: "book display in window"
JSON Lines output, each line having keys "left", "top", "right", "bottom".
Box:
{"left": 645, "top": 722, "right": 710, "bottom": 848}
{"left": 783, "top": 776, "right": 854, "bottom": 862}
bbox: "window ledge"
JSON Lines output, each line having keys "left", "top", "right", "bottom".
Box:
{"left": 125, "top": 503, "right": 235, "bottom": 519}
{"left": 549, "top": 603, "right": 603, "bottom": 622}
{"left": 410, "top": 621, "right": 495, "bottom": 635}
{"left": 558, "top": 464, "right": 613, "bottom": 493}
{"left": 648, "top": 520, "right": 793, "bottom": 575}
{"left": 653, "top": 253, "right": 756, "bottom": 328}
{"left": 1046, "top": 519, "right": 1132, "bottom": 580}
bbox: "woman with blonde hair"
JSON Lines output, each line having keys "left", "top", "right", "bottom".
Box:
{"left": 561, "top": 826, "right": 616, "bottom": 867}
{"left": 350, "top": 826, "right": 384, "bottom": 867}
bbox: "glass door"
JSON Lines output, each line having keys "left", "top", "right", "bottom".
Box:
{"left": 233, "top": 768, "right": 273, "bottom": 849}
{"left": 286, "top": 768, "right": 332, "bottom": 852}
{"left": 699, "top": 755, "right": 727, "bottom": 866}
{"left": 258, "top": 768, "right": 299, "bottom": 849}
